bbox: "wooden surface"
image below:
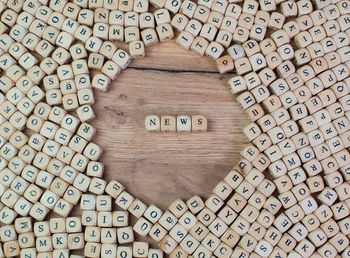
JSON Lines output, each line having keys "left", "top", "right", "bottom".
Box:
{"left": 91, "top": 41, "right": 249, "bottom": 211}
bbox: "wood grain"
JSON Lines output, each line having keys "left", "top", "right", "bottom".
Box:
{"left": 91, "top": 41, "right": 249, "bottom": 211}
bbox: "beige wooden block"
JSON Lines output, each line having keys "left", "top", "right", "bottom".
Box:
{"left": 66, "top": 217, "right": 82, "bottom": 233}
{"left": 156, "top": 211, "right": 175, "bottom": 232}
{"left": 154, "top": 9, "right": 171, "bottom": 25}
{"left": 159, "top": 235, "right": 177, "bottom": 254}
{"left": 109, "top": 9, "right": 124, "bottom": 25}
{"left": 52, "top": 233, "right": 68, "bottom": 249}
{"left": 105, "top": 180, "right": 124, "bottom": 199}
{"left": 190, "top": 115, "right": 207, "bottom": 131}
{"left": 35, "top": 236, "right": 53, "bottom": 253}
{"left": 232, "top": 26, "right": 249, "bottom": 44}
{"left": 263, "top": 226, "right": 283, "bottom": 246}
{"left": 84, "top": 242, "right": 101, "bottom": 258}
{"left": 101, "top": 228, "right": 117, "bottom": 244}
{"left": 100, "top": 244, "right": 117, "bottom": 258}
{"left": 168, "top": 199, "right": 188, "bottom": 218}
{"left": 156, "top": 23, "right": 174, "bottom": 42}
{"left": 125, "top": 12, "right": 139, "bottom": 27}
{"left": 125, "top": 26, "right": 140, "bottom": 43}
{"left": 144, "top": 204, "right": 163, "bottom": 224}
{"left": 177, "top": 211, "right": 196, "bottom": 231}
{"left": 67, "top": 232, "right": 84, "bottom": 250}
{"left": 0, "top": 226, "right": 16, "bottom": 244}
{"left": 241, "top": 203, "right": 260, "bottom": 223}
{"left": 133, "top": 242, "right": 149, "bottom": 257}
{"left": 205, "top": 41, "right": 224, "bottom": 60}
{"left": 134, "top": 216, "right": 153, "bottom": 237}
{"left": 190, "top": 5, "right": 210, "bottom": 23}
{"left": 169, "top": 246, "right": 187, "bottom": 258}
{"left": 149, "top": 223, "right": 167, "bottom": 243}
{"left": 184, "top": 196, "right": 203, "bottom": 215}
{"left": 176, "top": 115, "right": 191, "bottom": 131}
{"left": 80, "top": 194, "right": 96, "bottom": 211}
{"left": 179, "top": 234, "right": 199, "bottom": 254}
{"left": 133, "top": 0, "right": 148, "bottom": 12}
{"left": 316, "top": 243, "right": 337, "bottom": 258}
{"left": 329, "top": 232, "right": 349, "bottom": 253}
{"left": 247, "top": 222, "right": 265, "bottom": 242}
{"left": 331, "top": 201, "right": 349, "bottom": 220}
{"left": 139, "top": 13, "right": 155, "bottom": 29}
{"left": 141, "top": 28, "right": 159, "bottom": 47}
{"left": 92, "top": 73, "right": 111, "bottom": 92}
{"left": 205, "top": 194, "right": 223, "bottom": 214}
{"left": 129, "top": 40, "right": 145, "bottom": 59}
{"left": 215, "top": 203, "right": 236, "bottom": 226}
{"left": 190, "top": 36, "right": 209, "bottom": 56}
{"left": 170, "top": 13, "right": 189, "bottom": 31}
{"left": 227, "top": 192, "right": 246, "bottom": 213}
{"left": 115, "top": 191, "right": 134, "bottom": 211}
{"left": 85, "top": 226, "right": 101, "bottom": 242}
{"left": 215, "top": 55, "right": 234, "bottom": 74}
{"left": 145, "top": 115, "right": 160, "bottom": 131}
{"left": 15, "top": 217, "right": 32, "bottom": 235}
{"left": 76, "top": 104, "right": 95, "bottom": 122}
{"left": 116, "top": 246, "right": 132, "bottom": 258}
{"left": 98, "top": 61, "right": 119, "bottom": 81}
{"left": 112, "top": 49, "right": 132, "bottom": 70}
{"left": 87, "top": 53, "right": 104, "bottom": 71}
{"left": 180, "top": 0, "right": 197, "bottom": 18}
{"left": 118, "top": 0, "right": 133, "bottom": 11}
{"left": 18, "top": 232, "right": 35, "bottom": 249}
{"left": 199, "top": 23, "right": 217, "bottom": 41}
{"left": 308, "top": 227, "right": 328, "bottom": 248}
{"left": 335, "top": 182, "right": 350, "bottom": 201}
{"left": 117, "top": 226, "right": 134, "bottom": 244}
{"left": 126, "top": 199, "right": 145, "bottom": 219}
{"left": 61, "top": 185, "right": 81, "bottom": 206}
{"left": 238, "top": 233, "right": 257, "bottom": 253}
{"left": 82, "top": 211, "right": 97, "bottom": 226}
{"left": 4, "top": 240, "right": 20, "bottom": 257}
{"left": 93, "top": 8, "right": 109, "bottom": 24}
{"left": 160, "top": 115, "right": 176, "bottom": 132}
{"left": 196, "top": 207, "right": 215, "bottom": 227}
{"left": 235, "top": 57, "right": 253, "bottom": 75}
{"left": 109, "top": 24, "right": 124, "bottom": 41}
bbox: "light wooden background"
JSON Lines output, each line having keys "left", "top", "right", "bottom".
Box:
{"left": 91, "top": 41, "right": 249, "bottom": 212}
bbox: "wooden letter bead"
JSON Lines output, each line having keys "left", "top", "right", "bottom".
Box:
{"left": 117, "top": 227, "right": 134, "bottom": 244}
{"left": 168, "top": 199, "right": 188, "bottom": 218}
{"left": 129, "top": 40, "right": 146, "bottom": 58}
{"left": 216, "top": 55, "right": 234, "bottom": 74}
{"left": 205, "top": 42, "right": 224, "bottom": 60}
{"left": 84, "top": 242, "right": 101, "bottom": 258}
{"left": 133, "top": 242, "right": 149, "bottom": 257}
{"left": 4, "top": 241, "right": 20, "bottom": 257}
{"left": 191, "top": 36, "right": 209, "bottom": 56}
{"left": 177, "top": 115, "right": 191, "bottom": 131}
{"left": 159, "top": 235, "right": 177, "bottom": 254}
{"left": 156, "top": 23, "right": 174, "bottom": 42}
{"left": 191, "top": 115, "right": 207, "bottom": 131}
{"left": 145, "top": 115, "right": 160, "bottom": 131}
{"left": 160, "top": 115, "right": 176, "bottom": 132}
{"left": 144, "top": 204, "right": 163, "bottom": 224}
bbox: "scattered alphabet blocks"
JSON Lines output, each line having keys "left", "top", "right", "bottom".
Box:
{"left": 0, "top": 0, "right": 350, "bottom": 257}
